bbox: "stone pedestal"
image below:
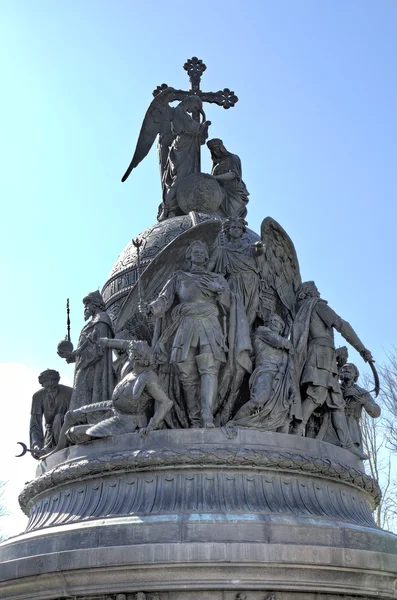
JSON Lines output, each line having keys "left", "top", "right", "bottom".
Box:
{"left": 0, "top": 430, "right": 396, "bottom": 600}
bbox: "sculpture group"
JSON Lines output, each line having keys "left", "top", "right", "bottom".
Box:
{"left": 27, "top": 58, "right": 380, "bottom": 462}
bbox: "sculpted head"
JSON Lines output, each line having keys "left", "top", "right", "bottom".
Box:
{"left": 222, "top": 217, "right": 247, "bottom": 241}
{"left": 207, "top": 138, "right": 231, "bottom": 160}
{"left": 296, "top": 281, "right": 320, "bottom": 301}
{"left": 265, "top": 313, "right": 285, "bottom": 334}
{"left": 127, "top": 340, "right": 153, "bottom": 368}
{"left": 83, "top": 291, "right": 106, "bottom": 321}
{"left": 181, "top": 95, "right": 202, "bottom": 113}
{"left": 38, "top": 369, "right": 60, "bottom": 393}
{"left": 340, "top": 363, "right": 360, "bottom": 384}
{"left": 185, "top": 240, "right": 209, "bottom": 268}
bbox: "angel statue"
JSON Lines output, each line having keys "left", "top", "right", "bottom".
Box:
{"left": 208, "top": 217, "right": 265, "bottom": 328}
{"left": 121, "top": 87, "right": 211, "bottom": 221}
{"left": 209, "top": 217, "right": 301, "bottom": 335}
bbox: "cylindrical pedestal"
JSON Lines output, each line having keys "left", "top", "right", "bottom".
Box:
{"left": 0, "top": 430, "right": 396, "bottom": 600}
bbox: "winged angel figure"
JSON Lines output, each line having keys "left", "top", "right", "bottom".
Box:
{"left": 122, "top": 87, "right": 211, "bottom": 220}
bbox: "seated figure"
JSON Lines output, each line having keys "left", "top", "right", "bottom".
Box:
{"left": 48, "top": 340, "right": 173, "bottom": 453}
{"left": 231, "top": 313, "right": 296, "bottom": 432}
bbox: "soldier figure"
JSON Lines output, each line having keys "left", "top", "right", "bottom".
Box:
{"left": 291, "top": 281, "right": 373, "bottom": 459}
{"left": 47, "top": 340, "right": 173, "bottom": 453}
{"left": 30, "top": 369, "right": 72, "bottom": 459}
{"left": 141, "top": 240, "right": 251, "bottom": 429}
{"left": 340, "top": 362, "right": 381, "bottom": 454}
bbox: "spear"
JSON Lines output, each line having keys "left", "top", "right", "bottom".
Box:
{"left": 132, "top": 237, "right": 144, "bottom": 305}
{"left": 66, "top": 298, "right": 71, "bottom": 342}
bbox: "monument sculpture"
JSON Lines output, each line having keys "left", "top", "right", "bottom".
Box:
{"left": 2, "top": 57, "right": 396, "bottom": 600}
{"left": 49, "top": 339, "right": 173, "bottom": 451}
{"left": 28, "top": 369, "right": 73, "bottom": 459}
{"left": 207, "top": 217, "right": 264, "bottom": 328}
{"left": 340, "top": 361, "right": 381, "bottom": 453}
{"left": 207, "top": 138, "right": 250, "bottom": 219}
{"left": 290, "top": 281, "right": 374, "bottom": 458}
{"left": 231, "top": 313, "right": 297, "bottom": 432}
{"left": 141, "top": 239, "right": 251, "bottom": 428}
{"left": 58, "top": 290, "right": 114, "bottom": 410}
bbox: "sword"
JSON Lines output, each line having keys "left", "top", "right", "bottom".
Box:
{"left": 368, "top": 360, "right": 380, "bottom": 397}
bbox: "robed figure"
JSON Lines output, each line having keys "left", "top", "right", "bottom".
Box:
{"left": 161, "top": 96, "right": 211, "bottom": 219}
{"left": 207, "top": 138, "right": 249, "bottom": 219}
{"left": 29, "top": 369, "right": 73, "bottom": 459}
{"left": 59, "top": 291, "right": 115, "bottom": 410}
{"left": 231, "top": 314, "right": 296, "bottom": 432}
{"left": 208, "top": 218, "right": 265, "bottom": 328}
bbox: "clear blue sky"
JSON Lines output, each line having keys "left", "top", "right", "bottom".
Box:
{"left": 1, "top": 1, "right": 396, "bottom": 532}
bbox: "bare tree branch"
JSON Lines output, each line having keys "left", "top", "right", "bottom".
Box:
{"left": 360, "top": 372, "right": 397, "bottom": 531}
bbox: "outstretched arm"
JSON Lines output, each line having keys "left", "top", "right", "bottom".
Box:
{"left": 317, "top": 302, "right": 373, "bottom": 362}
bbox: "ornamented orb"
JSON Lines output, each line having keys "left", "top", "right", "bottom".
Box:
{"left": 176, "top": 173, "right": 223, "bottom": 214}
{"left": 57, "top": 339, "right": 74, "bottom": 357}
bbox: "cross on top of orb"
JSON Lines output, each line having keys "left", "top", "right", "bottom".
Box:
{"left": 152, "top": 57, "right": 238, "bottom": 110}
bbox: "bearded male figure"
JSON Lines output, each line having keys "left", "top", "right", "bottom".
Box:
{"left": 207, "top": 138, "right": 249, "bottom": 219}
{"left": 291, "top": 281, "right": 373, "bottom": 459}
{"left": 58, "top": 291, "right": 114, "bottom": 410}
{"left": 141, "top": 240, "right": 251, "bottom": 428}
{"left": 29, "top": 369, "right": 72, "bottom": 459}
{"left": 339, "top": 362, "right": 381, "bottom": 454}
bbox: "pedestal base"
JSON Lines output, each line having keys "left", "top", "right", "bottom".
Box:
{"left": 1, "top": 430, "right": 396, "bottom": 600}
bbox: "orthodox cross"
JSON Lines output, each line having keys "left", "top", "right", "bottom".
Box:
{"left": 153, "top": 57, "right": 238, "bottom": 172}
{"left": 153, "top": 56, "right": 238, "bottom": 118}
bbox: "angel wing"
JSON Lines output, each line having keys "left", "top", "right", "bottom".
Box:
{"left": 115, "top": 219, "right": 222, "bottom": 335}
{"left": 261, "top": 217, "right": 301, "bottom": 319}
{"left": 121, "top": 87, "right": 177, "bottom": 182}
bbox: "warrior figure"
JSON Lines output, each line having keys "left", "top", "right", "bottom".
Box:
{"left": 231, "top": 313, "right": 296, "bottom": 431}
{"left": 48, "top": 340, "right": 173, "bottom": 452}
{"left": 291, "top": 281, "right": 373, "bottom": 459}
{"left": 58, "top": 291, "right": 114, "bottom": 410}
{"left": 29, "top": 369, "right": 72, "bottom": 459}
{"left": 340, "top": 362, "right": 381, "bottom": 454}
{"left": 207, "top": 138, "right": 249, "bottom": 219}
{"left": 141, "top": 240, "right": 251, "bottom": 428}
{"left": 208, "top": 217, "right": 265, "bottom": 328}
